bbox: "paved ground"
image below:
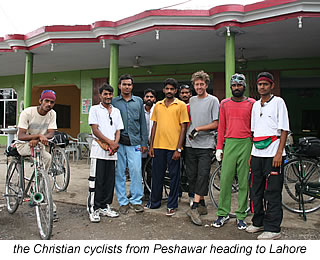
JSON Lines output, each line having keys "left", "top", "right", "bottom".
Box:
{"left": 0, "top": 147, "right": 319, "bottom": 240}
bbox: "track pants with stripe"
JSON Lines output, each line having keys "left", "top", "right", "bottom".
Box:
{"left": 87, "top": 158, "right": 115, "bottom": 214}
{"left": 249, "top": 156, "right": 284, "bottom": 233}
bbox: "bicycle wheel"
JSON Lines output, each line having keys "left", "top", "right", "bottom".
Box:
{"left": 209, "top": 165, "right": 250, "bottom": 218}
{"left": 142, "top": 157, "right": 152, "bottom": 193}
{"left": 34, "top": 170, "right": 53, "bottom": 240}
{"left": 5, "top": 159, "right": 22, "bottom": 214}
{"left": 282, "top": 158, "right": 320, "bottom": 214}
{"left": 51, "top": 146, "right": 70, "bottom": 191}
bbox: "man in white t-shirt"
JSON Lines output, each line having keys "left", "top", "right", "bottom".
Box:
{"left": 16, "top": 89, "right": 58, "bottom": 220}
{"left": 16, "top": 90, "right": 57, "bottom": 169}
{"left": 142, "top": 88, "right": 156, "bottom": 201}
{"left": 246, "top": 72, "right": 290, "bottom": 240}
{"left": 87, "top": 83, "right": 124, "bottom": 223}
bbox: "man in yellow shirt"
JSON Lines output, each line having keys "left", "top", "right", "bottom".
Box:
{"left": 146, "top": 78, "right": 189, "bottom": 216}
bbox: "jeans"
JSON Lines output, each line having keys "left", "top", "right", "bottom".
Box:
{"left": 115, "top": 144, "right": 143, "bottom": 206}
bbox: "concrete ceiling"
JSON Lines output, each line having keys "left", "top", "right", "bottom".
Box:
{"left": 0, "top": 0, "right": 320, "bottom": 77}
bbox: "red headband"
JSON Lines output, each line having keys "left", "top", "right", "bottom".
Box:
{"left": 257, "top": 76, "right": 274, "bottom": 84}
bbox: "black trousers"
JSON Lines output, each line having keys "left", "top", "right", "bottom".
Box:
{"left": 249, "top": 156, "right": 284, "bottom": 232}
{"left": 87, "top": 158, "right": 115, "bottom": 213}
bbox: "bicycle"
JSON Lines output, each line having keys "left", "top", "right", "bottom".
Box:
{"left": 48, "top": 141, "right": 70, "bottom": 191}
{"left": 209, "top": 163, "right": 251, "bottom": 218}
{"left": 282, "top": 154, "right": 320, "bottom": 220}
{"left": 3, "top": 142, "right": 54, "bottom": 240}
{"left": 142, "top": 150, "right": 219, "bottom": 202}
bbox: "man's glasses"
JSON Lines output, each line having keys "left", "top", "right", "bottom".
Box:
{"left": 41, "top": 90, "right": 56, "bottom": 95}
{"left": 231, "top": 75, "right": 245, "bottom": 81}
{"left": 179, "top": 85, "right": 190, "bottom": 90}
{"left": 109, "top": 115, "right": 113, "bottom": 126}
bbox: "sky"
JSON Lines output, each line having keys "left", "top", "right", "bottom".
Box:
{"left": 0, "top": 0, "right": 260, "bottom": 37}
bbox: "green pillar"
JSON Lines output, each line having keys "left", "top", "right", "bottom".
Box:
{"left": 225, "top": 32, "right": 235, "bottom": 98}
{"left": 24, "top": 52, "right": 33, "bottom": 108}
{"left": 109, "top": 44, "right": 119, "bottom": 96}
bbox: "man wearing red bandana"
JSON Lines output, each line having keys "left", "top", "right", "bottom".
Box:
{"left": 246, "top": 72, "right": 290, "bottom": 240}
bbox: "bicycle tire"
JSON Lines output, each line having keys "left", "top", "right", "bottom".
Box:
{"left": 209, "top": 165, "right": 250, "bottom": 218}
{"left": 142, "top": 157, "right": 152, "bottom": 193}
{"left": 34, "top": 170, "right": 53, "bottom": 240}
{"left": 5, "top": 159, "right": 22, "bottom": 214}
{"left": 282, "top": 158, "right": 320, "bottom": 214}
{"left": 51, "top": 146, "right": 70, "bottom": 191}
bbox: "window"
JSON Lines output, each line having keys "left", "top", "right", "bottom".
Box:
{"left": 53, "top": 104, "right": 71, "bottom": 128}
{"left": 301, "top": 110, "right": 320, "bottom": 136}
{"left": 0, "top": 89, "right": 17, "bottom": 134}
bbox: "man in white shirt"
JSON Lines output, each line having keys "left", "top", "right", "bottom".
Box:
{"left": 142, "top": 88, "right": 156, "bottom": 201}
{"left": 246, "top": 72, "right": 290, "bottom": 240}
{"left": 87, "top": 84, "right": 124, "bottom": 223}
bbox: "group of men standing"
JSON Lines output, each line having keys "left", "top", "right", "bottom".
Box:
{"left": 86, "top": 70, "right": 289, "bottom": 240}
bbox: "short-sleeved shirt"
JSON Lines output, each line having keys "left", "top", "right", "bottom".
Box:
{"left": 186, "top": 94, "right": 220, "bottom": 149}
{"left": 151, "top": 98, "right": 189, "bottom": 150}
{"left": 16, "top": 106, "right": 57, "bottom": 151}
{"left": 112, "top": 95, "right": 148, "bottom": 147}
{"left": 17, "top": 106, "right": 57, "bottom": 135}
{"left": 251, "top": 96, "right": 290, "bottom": 157}
{"left": 88, "top": 103, "right": 124, "bottom": 160}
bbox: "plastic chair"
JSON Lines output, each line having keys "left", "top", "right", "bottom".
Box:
{"left": 76, "top": 133, "right": 91, "bottom": 160}
{"left": 85, "top": 136, "right": 93, "bottom": 164}
{"left": 65, "top": 134, "right": 79, "bottom": 161}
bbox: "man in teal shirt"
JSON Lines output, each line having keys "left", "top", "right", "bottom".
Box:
{"left": 112, "top": 74, "right": 148, "bottom": 214}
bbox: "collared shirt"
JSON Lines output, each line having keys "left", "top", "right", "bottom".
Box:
{"left": 251, "top": 96, "right": 290, "bottom": 157}
{"left": 151, "top": 98, "right": 189, "bottom": 150}
{"left": 142, "top": 104, "right": 154, "bottom": 158}
{"left": 88, "top": 103, "right": 124, "bottom": 160}
{"left": 112, "top": 94, "right": 148, "bottom": 147}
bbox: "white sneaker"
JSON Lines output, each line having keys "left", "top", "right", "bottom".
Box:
{"left": 246, "top": 224, "right": 264, "bottom": 233}
{"left": 98, "top": 205, "right": 119, "bottom": 218}
{"left": 257, "top": 231, "right": 281, "bottom": 240}
{"left": 189, "top": 197, "right": 194, "bottom": 207}
{"left": 89, "top": 210, "right": 101, "bottom": 223}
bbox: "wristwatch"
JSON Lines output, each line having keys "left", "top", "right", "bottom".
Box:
{"left": 176, "top": 148, "right": 182, "bottom": 153}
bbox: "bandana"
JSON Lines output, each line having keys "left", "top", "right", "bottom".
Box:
{"left": 40, "top": 90, "right": 56, "bottom": 101}
{"left": 257, "top": 76, "right": 274, "bottom": 84}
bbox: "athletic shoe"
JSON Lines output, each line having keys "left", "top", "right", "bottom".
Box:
{"left": 186, "top": 208, "right": 202, "bottom": 226}
{"left": 129, "top": 203, "right": 144, "bottom": 213}
{"left": 189, "top": 197, "right": 194, "bottom": 207}
{"left": 89, "top": 210, "right": 100, "bottom": 223}
{"left": 119, "top": 204, "right": 130, "bottom": 215}
{"left": 246, "top": 224, "right": 264, "bottom": 233}
{"left": 211, "top": 215, "right": 230, "bottom": 228}
{"left": 237, "top": 219, "right": 247, "bottom": 230}
{"left": 166, "top": 208, "right": 176, "bottom": 216}
{"left": 257, "top": 231, "right": 281, "bottom": 240}
{"left": 197, "top": 204, "right": 208, "bottom": 215}
{"left": 98, "top": 205, "right": 119, "bottom": 218}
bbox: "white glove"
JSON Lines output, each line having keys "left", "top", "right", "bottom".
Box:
{"left": 216, "top": 149, "right": 223, "bottom": 162}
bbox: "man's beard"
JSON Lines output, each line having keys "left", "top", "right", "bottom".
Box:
{"left": 232, "top": 89, "right": 245, "bottom": 97}
{"left": 144, "top": 100, "right": 153, "bottom": 107}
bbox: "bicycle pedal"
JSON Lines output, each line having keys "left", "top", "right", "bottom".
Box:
{"left": 28, "top": 200, "right": 37, "bottom": 208}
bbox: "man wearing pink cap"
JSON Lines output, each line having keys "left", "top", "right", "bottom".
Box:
{"left": 16, "top": 90, "right": 57, "bottom": 167}
{"left": 16, "top": 90, "right": 58, "bottom": 220}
